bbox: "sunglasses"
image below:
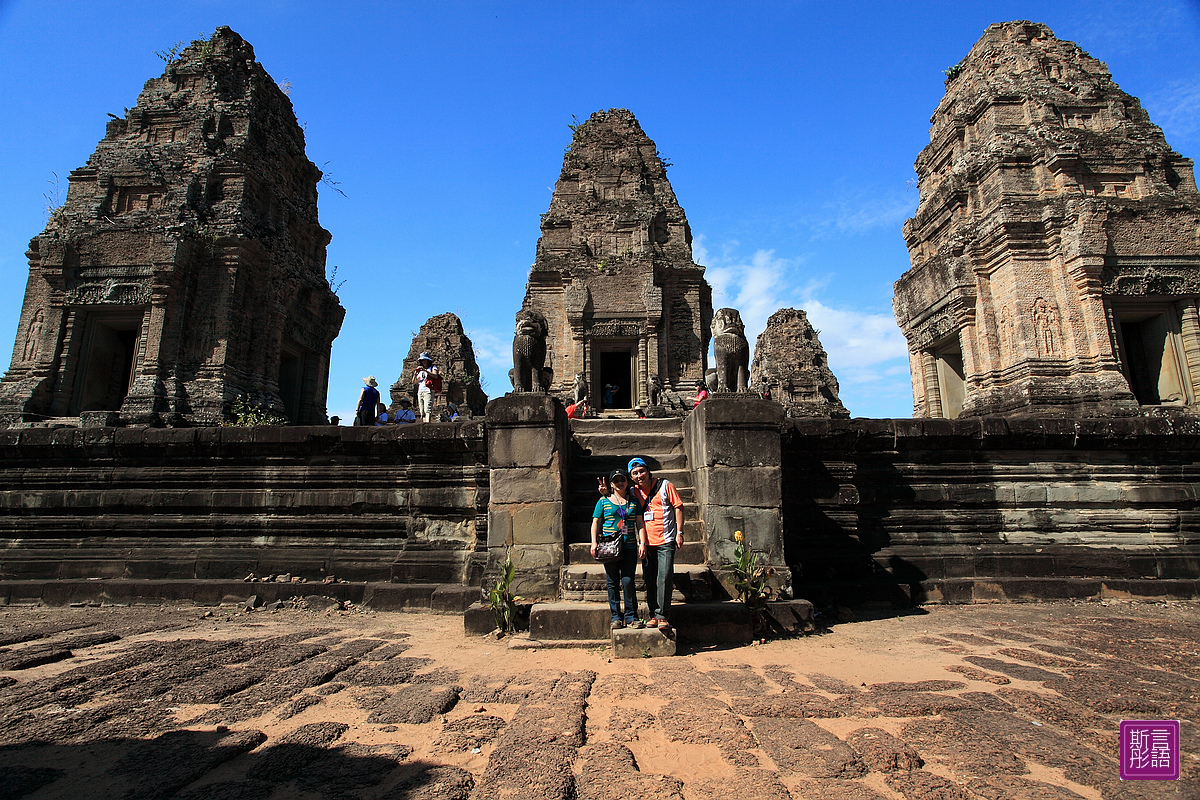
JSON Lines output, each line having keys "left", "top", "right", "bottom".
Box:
{"left": 611, "top": 477, "right": 628, "bottom": 483}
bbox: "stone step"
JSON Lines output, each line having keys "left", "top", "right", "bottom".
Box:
{"left": 570, "top": 419, "right": 683, "bottom": 434}
{"left": 568, "top": 466, "right": 693, "bottom": 490}
{"left": 563, "top": 518, "right": 704, "bottom": 542}
{"left": 571, "top": 451, "right": 689, "bottom": 470}
{"left": 559, "top": 563, "right": 717, "bottom": 602}
{"left": 527, "top": 601, "right": 752, "bottom": 646}
{"left": 572, "top": 435, "right": 685, "bottom": 457}
{"left": 566, "top": 485, "right": 696, "bottom": 508}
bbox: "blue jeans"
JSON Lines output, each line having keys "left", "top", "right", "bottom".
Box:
{"left": 642, "top": 542, "right": 676, "bottom": 621}
{"left": 604, "top": 546, "right": 639, "bottom": 623}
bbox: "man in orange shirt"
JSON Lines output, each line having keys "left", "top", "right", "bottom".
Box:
{"left": 627, "top": 457, "right": 684, "bottom": 630}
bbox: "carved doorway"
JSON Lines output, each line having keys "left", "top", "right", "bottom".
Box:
{"left": 1111, "top": 303, "right": 1192, "bottom": 405}
{"left": 594, "top": 339, "right": 637, "bottom": 410}
{"left": 70, "top": 310, "right": 145, "bottom": 414}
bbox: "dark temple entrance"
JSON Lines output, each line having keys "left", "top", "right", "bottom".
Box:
{"left": 598, "top": 350, "right": 633, "bottom": 409}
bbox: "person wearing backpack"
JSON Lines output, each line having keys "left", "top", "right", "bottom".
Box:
{"left": 627, "top": 457, "right": 685, "bottom": 631}
{"left": 414, "top": 353, "right": 438, "bottom": 423}
{"left": 355, "top": 376, "right": 380, "bottom": 426}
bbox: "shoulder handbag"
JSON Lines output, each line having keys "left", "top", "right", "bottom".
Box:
{"left": 594, "top": 500, "right": 628, "bottom": 562}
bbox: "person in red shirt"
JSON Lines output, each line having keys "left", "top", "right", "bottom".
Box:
{"left": 627, "top": 457, "right": 684, "bottom": 630}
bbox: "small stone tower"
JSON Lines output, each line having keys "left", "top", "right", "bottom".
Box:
{"left": 391, "top": 312, "right": 488, "bottom": 417}
{"left": 894, "top": 21, "right": 1200, "bottom": 418}
{"left": 751, "top": 308, "right": 849, "bottom": 418}
{"left": 0, "top": 28, "right": 344, "bottom": 425}
{"left": 521, "top": 109, "right": 713, "bottom": 411}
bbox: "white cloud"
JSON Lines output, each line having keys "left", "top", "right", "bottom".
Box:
{"left": 799, "top": 298, "right": 909, "bottom": 371}
{"left": 811, "top": 190, "right": 918, "bottom": 238}
{"left": 698, "top": 236, "right": 914, "bottom": 417}
{"left": 463, "top": 325, "right": 511, "bottom": 393}
{"left": 1144, "top": 79, "right": 1200, "bottom": 144}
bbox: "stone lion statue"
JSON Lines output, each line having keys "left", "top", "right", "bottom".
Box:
{"left": 711, "top": 307, "right": 750, "bottom": 392}
{"left": 512, "top": 310, "right": 549, "bottom": 393}
{"left": 572, "top": 372, "right": 588, "bottom": 404}
{"left": 647, "top": 374, "right": 663, "bottom": 406}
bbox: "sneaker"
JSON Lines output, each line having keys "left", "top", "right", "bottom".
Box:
{"left": 611, "top": 620, "right": 625, "bottom": 630}
{"left": 630, "top": 619, "right": 645, "bottom": 629}
{"left": 647, "top": 618, "right": 660, "bottom": 628}
{"left": 657, "top": 618, "right": 670, "bottom": 630}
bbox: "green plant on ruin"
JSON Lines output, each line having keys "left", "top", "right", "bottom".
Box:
{"left": 487, "top": 549, "right": 522, "bottom": 635}
{"left": 154, "top": 40, "right": 186, "bottom": 63}
{"left": 944, "top": 60, "right": 964, "bottom": 81}
{"left": 732, "top": 529, "right": 775, "bottom": 631}
{"left": 192, "top": 32, "right": 213, "bottom": 62}
{"left": 222, "top": 395, "right": 289, "bottom": 427}
{"left": 42, "top": 172, "right": 63, "bottom": 221}
{"left": 327, "top": 265, "right": 346, "bottom": 295}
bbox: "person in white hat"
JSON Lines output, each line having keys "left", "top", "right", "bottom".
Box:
{"left": 356, "top": 376, "right": 380, "bottom": 426}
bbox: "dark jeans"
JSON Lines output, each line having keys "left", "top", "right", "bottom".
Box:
{"left": 642, "top": 542, "right": 676, "bottom": 621}
{"left": 604, "top": 546, "right": 639, "bottom": 623}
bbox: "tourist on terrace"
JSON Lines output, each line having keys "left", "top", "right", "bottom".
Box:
{"left": 374, "top": 402, "right": 390, "bottom": 425}
{"left": 414, "top": 353, "right": 437, "bottom": 423}
{"left": 692, "top": 380, "right": 708, "bottom": 408}
{"left": 627, "top": 457, "right": 684, "bottom": 631}
{"left": 355, "top": 376, "right": 380, "bottom": 426}
{"left": 591, "top": 468, "right": 644, "bottom": 630}
{"left": 394, "top": 398, "right": 417, "bottom": 424}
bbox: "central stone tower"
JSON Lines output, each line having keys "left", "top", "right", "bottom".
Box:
{"left": 521, "top": 109, "right": 712, "bottom": 410}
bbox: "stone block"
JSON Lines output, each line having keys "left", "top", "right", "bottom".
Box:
{"left": 529, "top": 602, "right": 609, "bottom": 640}
{"left": 464, "top": 602, "right": 497, "bottom": 635}
{"left": 508, "top": 568, "right": 561, "bottom": 600}
{"left": 695, "top": 465, "right": 781, "bottom": 507}
{"left": 507, "top": 544, "right": 564, "bottom": 570}
{"left": 485, "top": 394, "right": 562, "bottom": 425}
{"left": 489, "top": 466, "right": 560, "bottom": 504}
{"left": 361, "top": 582, "right": 438, "bottom": 611}
{"left": 432, "top": 584, "right": 481, "bottom": 613}
{"left": 484, "top": 512, "right": 511, "bottom": 553}
{"left": 701, "top": 505, "right": 784, "bottom": 566}
{"left": 762, "top": 599, "right": 816, "bottom": 634}
{"left": 488, "top": 426, "right": 557, "bottom": 469}
{"left": 612, "top": 626, "right": 676, "bottom": 658}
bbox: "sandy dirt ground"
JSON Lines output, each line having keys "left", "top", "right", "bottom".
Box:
{"left": 0, "top": 600, "right": 1196, "bottom": 799}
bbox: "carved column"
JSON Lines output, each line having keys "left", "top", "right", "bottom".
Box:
{"left": 637, "top": 335, "right": 648, "bottom": 405}
{"left": 1179, "top": 299, "right": 1200, "bottom": 401}
{"left": 922, "top": 350, "right": 943, "bottom": 418}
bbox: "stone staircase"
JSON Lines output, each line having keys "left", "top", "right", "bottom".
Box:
{"left": 556, "top": 416, "right": 723, "bottom": 608}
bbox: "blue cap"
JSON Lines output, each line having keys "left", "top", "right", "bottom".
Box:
{"left": 627, "top": 457, "right": 648, "bottom": 472}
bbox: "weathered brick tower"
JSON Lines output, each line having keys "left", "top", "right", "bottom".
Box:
{"left": 894, "top": 21, "right": 1200, "bottom": 418}
{"left": 521, "top": 109, "right": 713, "bottom": 410}
{"left": 0, "top": 28, "right": 344, "bottom": 426}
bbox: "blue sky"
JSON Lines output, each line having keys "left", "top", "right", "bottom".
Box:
{"left": 2, "top": 1, "right": 1198, "bottom": 421}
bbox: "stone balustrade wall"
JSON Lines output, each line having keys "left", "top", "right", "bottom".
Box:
{"left": 783, "top": 416, "right": 1200, "bottom": 604}
{"left": 0, "top": 423, "right": 489, "bottom": 585}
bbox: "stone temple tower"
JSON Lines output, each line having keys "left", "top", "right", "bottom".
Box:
{"left": 894, "top": 21, "right": 1200, "bottom": 418}
{"left": 0, "top": 28, "right": 344, "bottom": 426}
{"left": 522, "top": 109, "right": 712, "bottom": 410}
